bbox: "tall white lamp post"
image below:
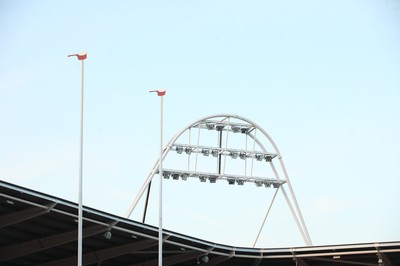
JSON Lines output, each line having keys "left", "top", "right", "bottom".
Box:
{"left": 68, "top": 52, "right": 87, "bottom": 266}
{"left": 149, "top": 89, "right": 166, "bottom": 266}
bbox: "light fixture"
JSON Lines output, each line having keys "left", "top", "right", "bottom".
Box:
{"left": 211, "top": 149, "right": 219, "bottom": 157}
{"left": 227, "top": 178, "right": 235, "bottom": 185}
{"left": 255, "top": 153, "right": 263, "bottom": 161}
{"left": 215, "top": 123, "right": 225, "bottom": 131}
{"left": 240, "top": 127, "right": 249, "bottom": 134}
{"left": 209, "top": 176, "right": 217, "bottom": 183}
{"left": 185, "top": 147, "right": 192, "bottom": 155}
{"left": 239, "top": 152, "right": 247, "bottom": 159}
{"left": 176, "top": 146, "right": 183, "bottom": 154}
{"left": 196, "top": 255, "right": 209, "bottom": 264}
{"left": 161, "top": 169, "right": 284, "bottom": 189}
{"left": 206, "top": 123, "right": 215, "bottom": 130}
{"left": 264, "top": 154, "right": 273, "bottom": 162}
{"left": 229, "top": 151, "right": 238, "bottom": 159}
{"left": 103, "top": 230, "right": 112, "bottom": 240}
{"left": 163, "top": 172, "right": 170, "bottom": 179}
{"left": 202, "top": 148, "right": 210, "bottom": 156}
{"left": 202, "top": 255, "right": 209, "bottom": 263}
{"left": 264, "top": 181, "right": 272, "bottom": 187}
{"left": 237, "top": 179, "right": 245, "bottom": 185}
{"left": 231, "top": 125, "right": 240, "bottom": 133}
{"left": 181, "top": 173, "right": 188, "bottom": 181}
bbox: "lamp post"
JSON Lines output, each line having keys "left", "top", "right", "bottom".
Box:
{"left": 149, "top": 89, "right": 166, "bottom": 266}
{"left": 68, "top": 52, "right": 87, "bottom": 266}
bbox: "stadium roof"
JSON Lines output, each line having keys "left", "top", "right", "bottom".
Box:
{"left": 1, "top": 180, "right": 399, "bottom": 266}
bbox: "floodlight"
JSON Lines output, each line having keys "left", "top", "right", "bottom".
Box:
{"left": 255, "top": 153, "right": 263, "bottom": 161}
{"left": 185, "top": 147, "right": 192, "bottom": 155}
{"left": 209, "top": 176, "right": 217, "bottom": 183}
{"left": 273, "top": 183, "right": 280, "bottom": 188}
{"left": 264, "top": 181, "right": 272, "bottom": 188}
{"left": 196, "top": 255, "right": 209, "bottom": 264}
{"left": 227, "top": 178, "right": 235, "bottom": 185}
{"left": 211, "top": 149, "right": 219, "bottom": 157}
{"left": 103, "top": 230, "right": 112, "bottom": 240}
{"left": 172, "top": 173, "right": 179, "bottom": 180}
{"left": 239, "top": 152, "right": 247, "bottom": 159}
{"left": 231, "top": 125, "right": 241, "bottom": 133}
{"left": 181, "top": 173, "right": 189, "bottom": 181}
{"left": 241, "top": 127, "right": 249, "bottom": 134}
{"left": 216, "top": 123, "right": 225, "bottom": 131}
{"left": 255, "top": 181, "right": 263, "bottom": 187}
{"left": 200, "top": 255, "right": 209, "bottom": 263}
{"left": 199, "top": 176, "right": 207, "bottom": 182}
{"left": 176, "top": 146, "right": 183, "bottom": 154}
{"left": 229, "top": 151, "right": 238, "bottom": 159}
{"left": 202, "top": 148, "right": 210, "bottom": 156}
{"left": 264, "top": 154, "right": 273, "bottom": 162}
{"left": 206, "top": 123, "right": 215, "bottom": 130}
{"left": 163, "top": 172, "right": 170, "bottom": 179}
{"left": 237, "top": 179, "right": 245, "bottom": 185}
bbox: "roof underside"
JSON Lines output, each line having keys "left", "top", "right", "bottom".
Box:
{"left": 1, "top": 180, "right": 399, "bottom": 266}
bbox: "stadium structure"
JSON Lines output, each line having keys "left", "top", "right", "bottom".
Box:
{"left": 1, "top": 114, "right": 399, "bottom": 265}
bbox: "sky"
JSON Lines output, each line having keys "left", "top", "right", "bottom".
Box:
{"left": 1, "top": 0, "right": 399, "bottom": 248}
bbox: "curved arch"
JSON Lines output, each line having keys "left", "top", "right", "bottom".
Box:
{"left": 164, "top": 113, "right": 282, "bottom": 157}
{"left": 125, "top": 114, "right": 312, "bottom": 246}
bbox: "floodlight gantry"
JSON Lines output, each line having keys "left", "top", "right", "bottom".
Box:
{"left": 125, "top": 114, "right": 312, "bottom": 247}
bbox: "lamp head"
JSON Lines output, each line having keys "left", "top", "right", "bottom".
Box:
{"left": 149, "top": 89, "right": 166, "bottom": 96}
{"left": 68, "top": 52, "right": 87, "bottom": 60}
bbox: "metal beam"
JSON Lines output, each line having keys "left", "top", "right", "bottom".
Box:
{"left": 130, "top": 250, "right": 204, "bottom": 266}
{"left": 39, "top": 239, "right": 157, "bottom": 266}
{"left": 206, "top": 255, "right": 232, "bottom": 265}
{"left": 163, "top": 251, "right": 204, "bottom": 266}
{"left": 308, "top": 257, "right": 375, "bottom": 266}
{"left": 0, "top": 203, "right": 56, "bottom": 228}
{"left": 380, "top": 252, "right": 393, "bottom": 266}
{"left": 297, "top": 257, "right": 309, "bottom": 266}
{"left": 251, "top": 258, "right": 261, "bottom": 266}
{"left": 0, "top": 224, "right": 107, "bottom": 262}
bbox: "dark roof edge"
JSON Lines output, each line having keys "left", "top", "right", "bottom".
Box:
{"left": 1, "top": 180, "right": 399, "bottom": 259}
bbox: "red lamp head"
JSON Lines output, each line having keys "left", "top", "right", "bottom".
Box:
{"left": 68, "top": 52, "right": 87, "bottom": 60}
{"left": 149, "top": 89, "right": 166, "bottom": 96}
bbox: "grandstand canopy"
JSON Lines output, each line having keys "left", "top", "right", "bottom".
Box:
{"left": 1, "top": 180, "right": 399, "bottom": 266}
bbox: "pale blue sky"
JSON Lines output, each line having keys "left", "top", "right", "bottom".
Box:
{"left": 1, "top": 0, "right": 399, "bottom": 248}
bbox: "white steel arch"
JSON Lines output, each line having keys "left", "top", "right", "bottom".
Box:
{"left": 126, "top": 114, "right": 312, "bottom": 246}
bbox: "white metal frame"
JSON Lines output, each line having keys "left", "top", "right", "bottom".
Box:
{"left": 126, "top": 114, "right": 312, "bottom": 246}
